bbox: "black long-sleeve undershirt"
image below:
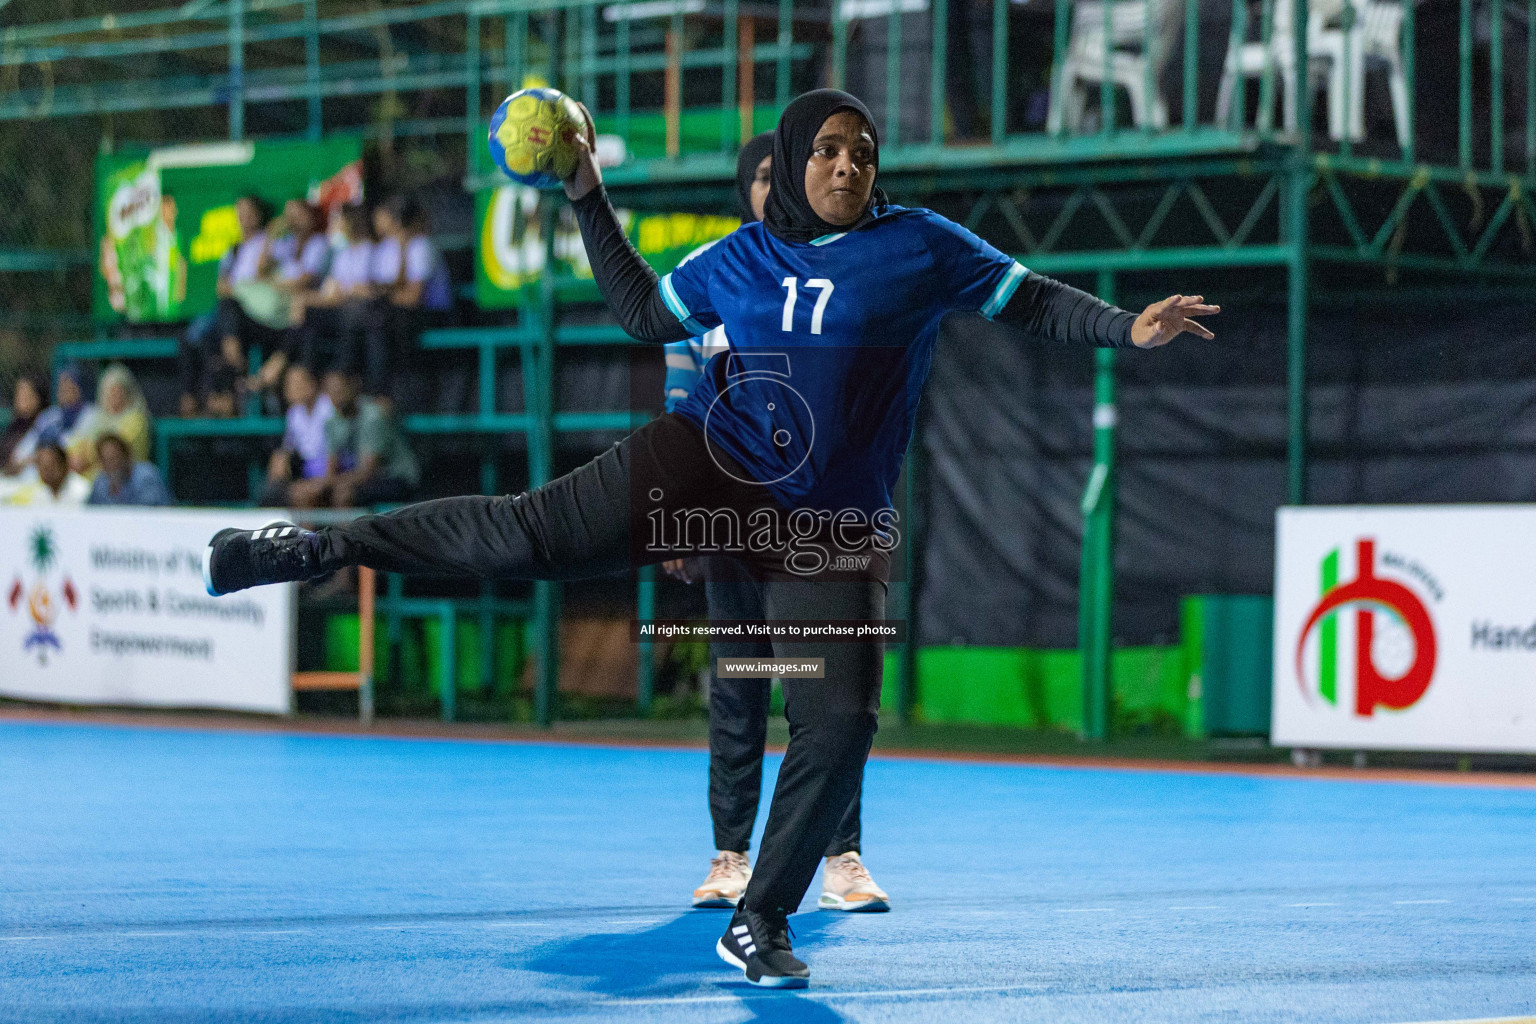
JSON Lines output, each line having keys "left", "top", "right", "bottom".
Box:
{"left": 571, "top": 184, "right": 1137, "bottom": 349}
{"left": 995, "top": 271, "right": 1137, "bottom": 348}
{"left": 572, "top": 186, "right": 693, "bottom": 343}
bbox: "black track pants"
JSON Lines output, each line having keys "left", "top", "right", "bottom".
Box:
{"left": 705, "top": 557, "right": 862, "bottom": 858}
{"left": 312, "top": 412, "right": 887, "bottom": 914}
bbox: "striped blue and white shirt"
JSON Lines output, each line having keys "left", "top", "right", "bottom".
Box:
{"left": 662, "top": 240, "right": 730, "bottom": 412}
{"left": 663, "top": 329, "right": 731, "bottom": 412}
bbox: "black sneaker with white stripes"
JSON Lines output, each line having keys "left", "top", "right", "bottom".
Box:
{"left": 715, "top": 905, "right": 809, "bottom": 988}
{"left": 203, "top": 521, "right": 321, "bottom": 596}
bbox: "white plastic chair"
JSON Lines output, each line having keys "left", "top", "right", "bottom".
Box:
{"left": 1048, "top": 0, "right": 1171, "bottom": 133}
{"left": 1216, "top": 0, "right": 1408, "bottom": 148}
{"left": 1216, "top": 0, "right": 1334, "bottom": 137}
{"left": 1334, "top": 0, "right": 1410, "bottom": 148}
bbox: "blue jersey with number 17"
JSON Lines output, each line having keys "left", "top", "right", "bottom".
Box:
{"left": 663, "top": 205, "right": 1027, "bottom": 515}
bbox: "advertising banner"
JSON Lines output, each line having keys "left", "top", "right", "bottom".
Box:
{"left": 1, "top": 508, "right": 293, "bottom": 714}
{"left": 1273, "top": 505, "right": 1536, "bottom": 753}
{"left": 475, "top": 182, "right": 739, "bottom": 308}
{"left": 95, "top": 139, "right": 362, "bottom": 324}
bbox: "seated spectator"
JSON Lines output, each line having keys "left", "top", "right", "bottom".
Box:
{"left": 259, "top": 363, "right": 334, "bottom": 507}
{"left": 348, "top": 195, "right": 452, "bottom": 404}
{"left": 177, "top": 193, "right": 280, "bottom": 418}
{"left": 1, "top": 373, "right": 48, "bottom": 476}
{"left": 292, "top": 204, "right": 374, "bottom": 383}
{"left": 248, "top": 200, "right": 334, "bottom": 402}
{"left": 31, "top": 363, "right": 97, "bottom": 454}
{"left": 288, "top": 371, "right": 418, "bottom": 509}
{"left": 87, "top": 434, "right": 172, "bottom": 506}
{"left": 68, "top": 362, "right": 151, "bottom": 477}
{"left": 272, "top": 200, "right": 333, "bottom": 295}
{"left": 6, "top": 443, "right": 90, "bottom": 507}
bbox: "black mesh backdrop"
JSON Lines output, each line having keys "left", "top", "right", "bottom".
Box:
{"left": 919, "top": 295, "right": 1536, "bottom": 648}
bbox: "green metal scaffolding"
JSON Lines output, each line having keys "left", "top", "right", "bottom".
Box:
{"left": 6, "top": 0, "right": 1536, "bottom": 732}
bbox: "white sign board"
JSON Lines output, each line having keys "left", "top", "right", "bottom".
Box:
{"left": 1, "top": 507, "right": 293, "bottom": 714}
{"left": 1274, "top": 505, "right": 1536, "bottom": 754}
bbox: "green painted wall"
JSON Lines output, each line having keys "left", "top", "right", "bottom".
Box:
{"left": 316, "top": 595, "right": 1273, "bottom": 735}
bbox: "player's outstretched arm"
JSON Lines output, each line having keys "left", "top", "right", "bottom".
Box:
{"left": 561, "top": 104, "right": 692, "bottom": 344}
{"left": 995, "top": 271, "right": 1218, "bottom": 350}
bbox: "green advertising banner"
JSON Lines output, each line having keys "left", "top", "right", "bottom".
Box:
{"left": 476, "top": 184, "right": 739, "bottom": 308}
{"left": 95, "top": 139, "right": 363, "bottom": 324}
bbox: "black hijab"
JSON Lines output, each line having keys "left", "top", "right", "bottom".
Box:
{"left": 763, "top": 89, "right": 888, "bottom": 244}
{"left": 734, "top": 132, "right": 776, "bottom": 222}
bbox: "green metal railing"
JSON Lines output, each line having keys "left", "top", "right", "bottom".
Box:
{"left": 11, "top": 0, "right": 1536, "bottom": 738}
{"left": 0, "top": 0, "right": 1530, "bottom": 176}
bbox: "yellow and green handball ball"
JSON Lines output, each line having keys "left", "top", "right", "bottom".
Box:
{"left": 487, "top": 87, "right": 591, "bottom": 189}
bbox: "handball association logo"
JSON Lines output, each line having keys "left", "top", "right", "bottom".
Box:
{"left": 1294, "top": 538, "right": 1438, "bottom": 717}
{"left": 7, "top": 525, "right": 78, "bottom": 666}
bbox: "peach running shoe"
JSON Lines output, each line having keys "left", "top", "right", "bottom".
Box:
{"left": 818, "top": 851, "right": 890, "bottom": 912}
{"left": 693, "top": 850, "right": 751, "bottom": 908}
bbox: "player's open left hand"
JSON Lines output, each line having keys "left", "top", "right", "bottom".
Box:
{"left": 1130, "top": 295, "right": 1219, "bottom": 349}
{"left": 562, "top": 101, "right": 603, "bottom": 202}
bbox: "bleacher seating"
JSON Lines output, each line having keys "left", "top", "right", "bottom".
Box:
{"left": 53, "top": 303, "right": 663, "bottom": 722}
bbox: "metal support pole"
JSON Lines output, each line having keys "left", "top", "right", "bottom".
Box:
{"left": 931, "top": 0, "right": 949, "bottom": 145}
{"left": 1100, "top": 0, "right": 1113, "bottom": 134}
{"left": 304, "top": 0, "right": 321, "bottom": 141}
{"left": 1287, "top": 162, "right": 1310, "bottom": 505}
{"left": 1229, "top": 0, "right": 1251, "bottom": 131}
{"left": 1491, "top": 0, "right": 1505, "bottom": 172}
{"left": 896, "top": 435, "right": 922, "bottom": 725}
{"left": 738, "top": 16, "right": 756, "bottom": 142}
{"left": 1142, "top": 0, "right": 1156, "bottom": 136}
{"left": 724, "top": 0, "right": 739, "bottom": 152}
{"left": 1183, "top": 0, "right": 1199, "bottom": 130}
{"left": 992, "top": 0, "right": 1008, "bottom": 143}
{"left": 564, "top": 6, "right": 579, "bottom": 94}
{"left": 614, "top": 8, "right": 629, "bottom": 141}
{"left": 886, "top": 2, "right": 903, "bottom": 147}
{"left": 1404, "top": 0, "right": 1416, "bottom": 163}
{"left": 533, "top": 197, "right": 561, "bottom": 728}
{"left": 387, "top": 572, "right": 403, "bottom": 695}
{"left": 1295, "top": 0, "right": 1311, "bottom": 140}
{"left": 1288, "top": 0, "right": 1311, "bottom": 506}
{"left": 1078, "top": 269, "right": 1117, "bottom": 742}
{"left": 637, "top": 564, "right": 656, "bottom": 714}
{"left": 480, "top": 456, "right": 497, "bottom": 697}
{"left": 1459, "top": 0, "right": 1472, "bottom": 169}
{"left": 1051, "top": 0, "right": 1071, "bottom": 137}
{"left": 581, "top": 3, "right": 597, "bottom": 107}
{"left": 507, "top": 11, "right": 526, "bottom": 92}
{"left": 832, "top": 8, "right": 847, "bottom": 89}
{"left": 776, "top": 0, "right": 792, "bottom": 106}
{"left": 467, "top": 11, "right": 481, "bottom": 177}
{"left": 228, "top": 0, "right": 244, "bottom": 140}
{"left": 440, "top": 606, "right": 457, "bottom": 723}
{"left": 1339, "top": 0, "right": 1353, "bottom": 157}
{"left": 665, "top": 16, "right": 682, "bottom": 159}
{"left": 358, "top": 566, "right": 376, "bottom": 725}
{"left": 1528, "top": 0, "right": 1535, "bottom": 174}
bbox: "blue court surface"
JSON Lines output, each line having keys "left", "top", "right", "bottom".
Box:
{"left": 2, "top": 721, "right": 1534, "bottom": 1024}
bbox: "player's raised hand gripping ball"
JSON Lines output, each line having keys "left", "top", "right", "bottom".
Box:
{"left": 488, "top": 87, "right": 592, "bottom": 189}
